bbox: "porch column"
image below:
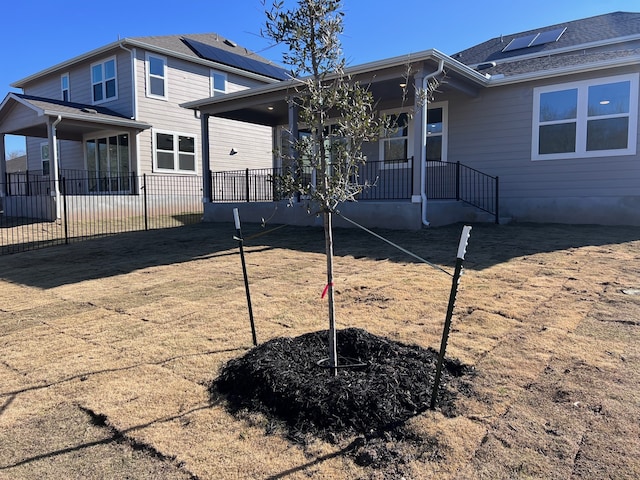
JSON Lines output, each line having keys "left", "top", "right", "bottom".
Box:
{"left": 287, "top": 100, "right": 299, "bottom": 201}
{"left": 200, "top": 113, "right": 211, "bottom": 203}
{"left": 48, "top": 116, "right": 62, "bottom": 219}
{"left": 412, "top": 71, "right": 426, "bottom": 200}
{"left": 0, "top": 134, "right": 6, "bottom": 198}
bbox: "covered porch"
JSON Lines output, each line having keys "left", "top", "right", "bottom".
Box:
{"left": 183, "top": 49, "right": 497, "bottom": 229}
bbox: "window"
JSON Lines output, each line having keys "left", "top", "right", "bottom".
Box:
{"left": 532, "top": 74, "right": 638, "bottom": 160}
{"left": 380, "top": 112, "right": 410, "bottom": 166}
{"left": 85, "top": 134, "right": 131, "bottom": 192}
{"left": 61, "top": 73, "right": 70, "bottom": 102}
{"left": 40, "top": 142, "right": 50, "bottom": 176}
{"left": 211, "top": 70, "right": 227, "bottom": 96}
{"left": 426, "top": 102, "right": 448, "bottom": 162}
{"left": 91, "top": 57, "right": 117, "bottom": 104}
{"left": 146, "top": 53, "right": 167, "bottom": 99}
{"left": 154, "top": 131, "right": 197, "bottom": 173}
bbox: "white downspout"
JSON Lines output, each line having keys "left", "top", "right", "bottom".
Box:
{"left": 420, "top": 59, "right": 444, "bottom": 226}
{"left": 51, "top": 115, "right": 62, "bottom": 219}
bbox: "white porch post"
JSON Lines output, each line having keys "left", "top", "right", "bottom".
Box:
{"left": 0, "top": 134, "right": 6, "bottom": 198}
{"left": 412, "top": 71, "right": 426, "bottom": 202}
{"left": 200, "top": 113, "right": 211, "bottom": 203}
{"left": 48, "top": 116, "right": 62, "bottom": 219}
{"left": 287, "top": 101, "right": 299, "bottom": 201}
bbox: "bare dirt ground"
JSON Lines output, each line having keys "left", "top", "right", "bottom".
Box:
{"left": 1, "top": 220, "right": 639, "bottom": 479}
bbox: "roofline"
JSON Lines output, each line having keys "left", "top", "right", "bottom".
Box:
{"left": 466, "top": 32, "right": 640, "bottom": 70}
{"left": 487, "top": 54, "right": 640, "bottom": 86}
{"left": 11, "top": 37, "right": 284, "bottom": 88}
{"left": 182, "top": 49, "right": 489, "bottom": 110}
{"left": 1, "top": 93, "right": 151, "bottom": 130}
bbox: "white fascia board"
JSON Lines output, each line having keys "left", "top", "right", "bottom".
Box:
{"left": 1, "top": 93, "right": 45, "bottom": 115}
{"left": 41, "top": 109, "right": 152, "bottom": 129}
{"left": 487, "top": 54, "right": 640, "bottom": 86}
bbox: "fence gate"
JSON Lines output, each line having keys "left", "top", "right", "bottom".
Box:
{"left": 1, "top": 173, "right": 203, "bottom": 255}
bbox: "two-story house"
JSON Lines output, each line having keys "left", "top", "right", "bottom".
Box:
{"left": 184, "top": 11, "right": 640, "bottom": 228}
{"left": 0, "top": 33, "right": 287, "bottom": 218}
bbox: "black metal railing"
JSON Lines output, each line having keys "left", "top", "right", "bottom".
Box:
{"left": 1, "top": 172, "right": 203, "bottom": 255}
{"left": 426, "top": 160, "right": 499, "bottom": 223}
{"left": 210, "top": 158, "right": 415, "bottom": 203}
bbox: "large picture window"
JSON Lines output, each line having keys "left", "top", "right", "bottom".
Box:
{"left": 146, "top": 54, "right": 167, "bottom": 99}
{"left": 91, "top": 57, "right": 117, "bottom": 104}
{"left": 154, "top": 131, "right": 197, "bottom": 173}
{"left": 532, "top": 74, "right": 638, "bottom": 160}
{"left": 85, "top": 134, "right": 131, "bottom": 193}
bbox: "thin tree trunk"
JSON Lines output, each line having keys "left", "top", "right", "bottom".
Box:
{"left": 324, "top": 210, "right": 338, "bottom": 376}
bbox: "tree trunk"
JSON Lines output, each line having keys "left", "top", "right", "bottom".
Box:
{"left": 324, "top": 210, "right": 338, "bottom": 376}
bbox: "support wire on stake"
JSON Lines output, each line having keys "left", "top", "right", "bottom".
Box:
{"left": 430, "top": 225, "right": 472, "bottom": 409}
{"left": 233, "top": 208, "right": 258, "bottom": 347}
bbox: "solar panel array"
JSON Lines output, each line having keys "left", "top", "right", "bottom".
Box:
{"left": 183, "top": 37, "right": 289, "bottom": 81}
{"left": 502, "top": 27, "right": 567, "bottom": 53}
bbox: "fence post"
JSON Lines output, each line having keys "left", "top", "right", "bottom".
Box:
{"left": 61, "top": 176, "right": 69, "bottom": 244}
{"left": 143, "top": 173, "right": 149, "bottom": 231}
{"left": 455, "top": 162, "right": 460, "bottom": 201}
{"left": 245, "top": 168, "right": 250, "bottom": 202}
{"left": 494, "top": 176, "right": 500, "bottom": 224}
{"left": 207, "top": 169, "right": 213, "bottom": 203}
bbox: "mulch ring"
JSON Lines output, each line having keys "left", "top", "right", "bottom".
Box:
{"left": 211, "top": 328, "right": 474, "bottom": 451}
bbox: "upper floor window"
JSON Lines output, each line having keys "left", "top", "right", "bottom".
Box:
{"left": 146, "top": 53, "right": 167, "bottom": 99}
{"left": 91, "top": 57, "right": 117, "bottom": 104}
{"left": 532, "top": 74, "right": 638, "bottom": 160}
{"left": 211, "top": 70, "right": 227, "bottom": 96}
{"left": 40, "top": 142, "right": 50, "bottom": 176}
{"left": 61, "top": 73, "right": 70, "bottom": 102}
{"left": 153, "top": 130, "right": 197, "bottom": 173}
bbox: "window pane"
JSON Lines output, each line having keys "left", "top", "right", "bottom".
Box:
{"left": 105, "top": 79, "right": 116, "bottom": 98}
{"left": 62, "top": 90, "right": 69, "bottom": 102}
{"left": 540, "top": 89, "right": 577, "bottom": 121}
{"left": 539, "top": 123, "right": 576, "bottom": 154}
{"left": 61, "top": 76, "right": 69, "bottom": 89}
{"left": 426, "top": 136, "right": 442, "bottom": 161}
{"left": 427, "top": 108, "right": 443, "bottom": 134}
{"left": 588, "top": 81, "right": 630, "bottom": 116}
{"left": 41, "top": 144, "right": 49, "bottom": 159}
{"left": 587, "top": 117, "right": 629, "bottom": 151}
{"left": 157, "top": 152, "right": 174, "bottom": 169}
{"left": 43, "top": 160, "right": 50, "bottom": 176}
{"left": 86, "top": 140, "right": 96, "bottom": 172}
{"left": 149, "top": 57, "right": 164, "bottom": 76}
{"left": 118, "top": 135, "right": 130, "bottom": 176}
{"left": 212, "top": 72, "right": 225, "bottom": 92}
{"left": 93, "top": 84, "right": 103, "bottom": 102}
{"left": 104, "top": 59, "right": 115, "bottom": 79}
{"left": 92, "top": 64, "right": 102, "bottom": 82}
{"left": 383, "top": 114, "right": 408, "bottom": 138}
{"left": 156, "top": 133, "right": 174, "bottom": 151}
{"left": 150, "top": 77, "right": 164, "bottom": 96}
{"left": 384, "top": 139, "right": 407, "bottom": 161}
{"left": 179, "top": 153, "right": 195, "bottom": 171}
{"left": 179, "top": 135, "right": 195, "bottom": 153}
{"left": 98, "top": 138, "right": 108, "bottom": 176}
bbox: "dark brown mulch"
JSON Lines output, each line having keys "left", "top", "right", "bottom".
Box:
{"left": 211, "top": 328, "right": 473, "bottom": 442}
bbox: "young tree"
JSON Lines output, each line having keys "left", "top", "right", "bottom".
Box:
{"left": 263, "top": 0, "right": 379, "bottom": 374}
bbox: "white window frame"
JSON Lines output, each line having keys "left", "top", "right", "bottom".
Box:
{"left": 532, "top": 73, "right": 638, "bottom": 161}
{"left": 91, "top": 56, "right": 118, "bottom": 104}
{"left": 379, "top": 108, "right": 413, "bottom": 169}
{"left": 426, "top": 101, "right": 448, "bottom": 164}
{"left": 152, "top": 129, "right": 198, "bottom": 174}
{"left": 40, "top": 142, "right": 50, "bottom": 176}
{"left": 210, "top": 69, "right": 227, "bottom": 96}
{"left": 61, "top": 73, "right": 70, "bottom": 102}
{"left": 145, "top": 53, "right": 167, "bottom": 100}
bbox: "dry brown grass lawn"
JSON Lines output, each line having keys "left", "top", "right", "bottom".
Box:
{"left": 1, "top": 221, "right": 639, "bottom": 479}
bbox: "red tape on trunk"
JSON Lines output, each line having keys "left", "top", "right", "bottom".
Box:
{"left": 321, "top": 282, "right": 334, "bottom": 299}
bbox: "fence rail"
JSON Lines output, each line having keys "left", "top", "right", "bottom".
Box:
{"left": 1, "top": 172, "right": 203, "bottom": 255}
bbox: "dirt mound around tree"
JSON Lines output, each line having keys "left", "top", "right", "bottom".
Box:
{"left": 212, "top": 328, "right": 474, "bottom": 442}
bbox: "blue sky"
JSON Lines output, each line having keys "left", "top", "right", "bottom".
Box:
{"left": 2, "top": 0, "right": 639, "bottom": 154}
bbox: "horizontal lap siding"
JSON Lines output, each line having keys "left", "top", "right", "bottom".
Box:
{"left": 445, "top": 65, "right": 640, "bottom": 200}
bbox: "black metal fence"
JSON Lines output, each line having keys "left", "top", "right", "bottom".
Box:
{"left": 1, "top": 172, "right": 203, "bottom": 255}
{"left": 210, "top": 158, "right": 415, "bottom": 203}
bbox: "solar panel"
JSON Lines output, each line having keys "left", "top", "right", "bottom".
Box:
{"left": 502, "top": 33, "right": 539, "bottom": 52}
{"left": 530, "top": 27, "right": 566, "bottom": 46}
{"left": 183, "top": 37, "right": 289, "bottom": 80}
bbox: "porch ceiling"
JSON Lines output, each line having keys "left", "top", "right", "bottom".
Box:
{"left": 0, "top": 93, "right": 151, "bottom": 140}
